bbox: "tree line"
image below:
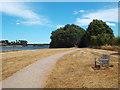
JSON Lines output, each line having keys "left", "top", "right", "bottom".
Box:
{"left": 50, "top": 19, "right": 120, "bottom": 48}
{"left": 0, "top": 40, "right": 28, "bottom": 46}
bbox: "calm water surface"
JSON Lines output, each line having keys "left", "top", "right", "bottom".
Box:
{"left": 0, "top": 46, "right": 49, "bottom": 51}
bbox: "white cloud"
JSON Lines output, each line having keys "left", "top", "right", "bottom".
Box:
{"left": 0, "top": 2, "right": 49, "bottom": 25}
{"left": 79, "top": 10, "right": 85, "bottom": 13}
{"left": 73, "top": 11, "right": 79, "bottom": 15}
{"left": 76, "top": 18, "right": 92, "bottom": 26}
{"left": 76, "top": 8, "right": 118, "bottom": 26}
{"left": 21, "top": 21, "right": 45, "bottom": 25}
{"left": 16, "top": 23, "right": 20, "bottom": 24}
{"left": 73, "top": 10, "right": 85, "bottom": 15}
{"left": 106, "top": 22, "right": 116, "bottom": 26}
{"left": 56, "top": 25, "right": 65, "bottom": 28}
{"left": 84, "top": 8, "right": 117, "bottom": 22}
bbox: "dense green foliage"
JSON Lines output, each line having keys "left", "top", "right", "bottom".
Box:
{"left": 78, "top": 19, "right": 115, "bottom": 47}
{"left": 50, "top": 19, "right": 119, "bottom": 48}
{"left": 112, "top": 37, "right": 120, "bottom": 45}
{"left": 50, "top": 24, "right": 85, "bottom": 48}
{"left": 87, "top": 19, "right": 113, "bottom": 36}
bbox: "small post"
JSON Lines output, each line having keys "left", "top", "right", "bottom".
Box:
{"left": 100, "top": 64, "right": 102, "bottom": 70}
{"left": 95, "top": 58, "right": 96, "bottom": 67}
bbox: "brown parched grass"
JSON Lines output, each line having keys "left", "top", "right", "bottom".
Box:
{"left": 100, "top": 46, "right": 120, "bottom": 52}
{"left": 44, "top": 48, "right": 119, "bottom": 88}
{"left": 0, "top": 48, "right": 75, "bottom": 81}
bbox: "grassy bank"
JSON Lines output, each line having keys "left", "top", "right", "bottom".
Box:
{"left": 0, "top": 48, "right": 75, "bottom": 81}
{"left": 44, "top": 48, "right": 118, "bottom": 88}
{"left": 99, "top": 46, "right": 120, "bottom": 52}
{"left": 91, "top": 46, "right": 120, "bottom": 52}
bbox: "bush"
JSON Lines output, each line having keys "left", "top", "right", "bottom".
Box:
{"left": 50, "top": 24, "right": 85, "bottom": 48}
{"left": 78, "top": 19, "right": 115, "bottom": 47}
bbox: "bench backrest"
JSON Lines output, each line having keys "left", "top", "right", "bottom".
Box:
{"left": 101, "top": 54, "right": 110, "bottom": 64}
{"left": 101, "top": 54, "right": 110, "bottom": 60}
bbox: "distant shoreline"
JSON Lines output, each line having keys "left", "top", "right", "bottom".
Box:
{"left": 0, "top": 44, "right": 49, "bottom": 47}
{"left": 0, "top": 46, "right": 49, "bottom": 51}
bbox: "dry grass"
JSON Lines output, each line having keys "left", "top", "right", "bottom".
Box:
{"left": 44, "top": 48, "right": 119, "bottom": 88}
{"left": 99, "top": 46, "right": 120, "bottom": 52}
{"left": 0, "top": 48, "right": 75, "bottom": 81}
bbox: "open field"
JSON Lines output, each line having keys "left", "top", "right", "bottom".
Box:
{"left": 0, "top": 48, "right": 75, "bottom": 81}
{"left": 100, "top": 46, "right": 120, "bottom": 52}
{"left": 44, "top": 48, "right": 119, "bottom": 88}
{"left": 91, "top": 46, "right": 120, "bottom": 52}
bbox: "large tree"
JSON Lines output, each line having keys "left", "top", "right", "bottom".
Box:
{"left": 78, "top": 19, "right": 114, "bottom": 47}
{"left": 50, "top": 24, "right": 85, "bottom": 48}
{"left": 87, "top": 19, "right": 114, "bottom": 36}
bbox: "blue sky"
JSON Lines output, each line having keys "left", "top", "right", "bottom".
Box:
{"left": 1, "top": 2, "right": 118, "bottom": 44}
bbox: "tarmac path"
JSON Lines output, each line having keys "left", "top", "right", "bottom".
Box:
{"left": 1, "top": 49, "right": 79, "bottom": 88}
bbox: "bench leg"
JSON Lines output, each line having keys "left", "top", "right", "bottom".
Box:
{"left": 108, "top": 62, "right": 109, "bottom": 68}
{"left": 95, "top": 61, "right": 96, "bottom": 67}
{"left": 100, "top": 64, "right": 102, "bottom": 70}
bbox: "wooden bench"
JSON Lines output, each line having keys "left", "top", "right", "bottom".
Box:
{"left": 95, "top": 54, "right": 110, "bottom": 69}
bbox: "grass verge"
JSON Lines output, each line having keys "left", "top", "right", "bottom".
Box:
{"left": 44, "top": 48, "right": 118, "bottom": 88}
{"left": 1, "top": 48, "right": 75, "bottom": 81}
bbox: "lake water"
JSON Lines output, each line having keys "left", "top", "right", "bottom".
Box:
{"left": 0, "top": 46, "right": 49, "bottom": 51}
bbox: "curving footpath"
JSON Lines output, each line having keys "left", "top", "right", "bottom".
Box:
{"left": 1, "top": 49, "right": 79, "bottom": 88}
